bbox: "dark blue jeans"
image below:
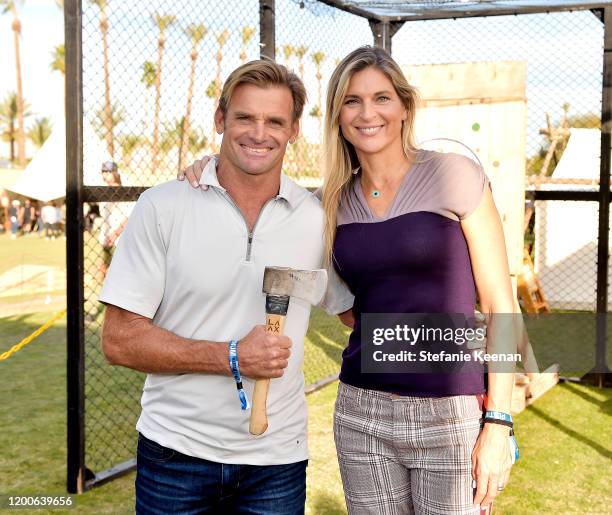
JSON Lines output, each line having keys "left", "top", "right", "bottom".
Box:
{"left": 135, "top": 433, "right": 307, "bottom": 514}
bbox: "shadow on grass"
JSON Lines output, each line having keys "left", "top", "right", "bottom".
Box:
{"left": 562, "top": 381, "right": 612, "bottom": 415}
{"left": 303, "top": 309, "right": 348, "bottom": 386}
{"left": 527, "top": 403, "right": 612, "bottom": 460}
{"left": 308, "top": 327, "right": 345, "bottom": 364}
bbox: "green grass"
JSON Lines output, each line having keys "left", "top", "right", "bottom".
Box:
{"left": 0, "top": 233, "right": 66, "bottom": 275}
{"left": 1, "top": 311, "right": 611, "bottom": 514}
{"left": 2, "top": 234, "right": 611, "bottom": 514}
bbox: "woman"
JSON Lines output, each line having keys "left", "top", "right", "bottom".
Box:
{"left": 179, "top": 46, "right": 518, "bottom": 514}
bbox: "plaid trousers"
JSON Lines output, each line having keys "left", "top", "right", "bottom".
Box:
{"left": 334, "top": 382, "right": 485, "bottom": 515}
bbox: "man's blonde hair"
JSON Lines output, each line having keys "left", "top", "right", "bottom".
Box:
{"left": 219, "top": 60, "right": 307, "bottom": 122}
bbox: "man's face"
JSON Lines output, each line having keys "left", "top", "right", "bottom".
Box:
{"left": 215, "top": 84, "right": 299, "bottom": 177}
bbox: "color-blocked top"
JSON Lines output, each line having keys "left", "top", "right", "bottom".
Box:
{"left": 333, "top": 150, "right": 490, "bottom": 396}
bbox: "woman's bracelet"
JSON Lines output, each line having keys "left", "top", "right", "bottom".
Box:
{"left": 483, "top": 410, "right": 514, "bottom": 436}
{"left": 483, "top": 417, "right": 513, "bottom": 429}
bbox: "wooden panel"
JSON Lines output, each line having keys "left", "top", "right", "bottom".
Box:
{"left": 405, "top": 61, "right": 527, "bottom": 101}
{"left": 407, "top": 61, "right": 527, "bottom": 279}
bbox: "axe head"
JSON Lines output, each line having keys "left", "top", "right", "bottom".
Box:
{"left": 262, "top": 267, "right": 328, "bottom": 306}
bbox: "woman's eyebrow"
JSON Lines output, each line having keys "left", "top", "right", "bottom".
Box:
{"left": 345, "top": 90, "right": 394, "bottom": 98}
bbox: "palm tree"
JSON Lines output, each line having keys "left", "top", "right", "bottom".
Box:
{"left": 28, "top": 117, "right": 52, "bottom": 148}
{"left": 141, "top": 60, "right": 156, "bottom": 139}
{"left": 211, "top": 29, "right": 229, "bottom": 152}
{"left": 179, "top": 23, "right": 207, "bottom": 172}
{"left": 186, "top": 128, "right": 207, "bottom": 157}
{"left": 50, "top": 43, "right": 65, "bottom": 76}
{"left": 0, "top": 91, "right": 30, "bottom": 162}
{"left": 240, "top": 26, "right": 256, "bottom": 64}
{"left": 119, "top": 134, "right": 141, "bottom": 169}
{"left": 162, "top": 117, "right": 207, "bottom": 172}
{"left": 282, "top": 44, "right": 294, "bottom": 67}
{"left": 311, "top": 51, "right": 326, "bottom": 136}
{"left": 295, "top": 45, "right": 307, "bottom": 80}
{"left": 93, "top": 102, "right": 124, "bottom": 142}
{"left": 205, "top": 80, "right": 218, "bottom": 150}
{"left": 151, "top": 13, "right": 176, "bottom": 174}
{"left": 88, "top": 0, "right": 115, "bottom": 157}
{"left": 1, "top": 1, "right": 27, "bottom": 166}
{"left": 214, "top": 29, "right": 230, "bottom": 98}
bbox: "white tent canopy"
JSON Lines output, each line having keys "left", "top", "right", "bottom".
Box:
{"left": 6, "top": 118, "right": 112, "bottom": 202}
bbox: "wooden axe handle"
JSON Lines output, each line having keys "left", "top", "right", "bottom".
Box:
{"left": 249, "top": 311, "right": 287, "bottom": 435}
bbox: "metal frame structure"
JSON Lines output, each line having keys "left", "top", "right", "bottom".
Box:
{"left": 64, "top": 0, "right": 612, "bottom": 494}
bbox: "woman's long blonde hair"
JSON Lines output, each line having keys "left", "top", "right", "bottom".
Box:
{"left": 321, "top": 46, "right": 420, "bottom": 267}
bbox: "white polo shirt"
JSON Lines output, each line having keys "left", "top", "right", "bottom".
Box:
{"left": 99, "top": 161, "right": 327, "bottom": 465}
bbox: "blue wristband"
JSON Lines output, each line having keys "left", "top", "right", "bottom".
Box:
{"left": 483, "top": 410, "right": 519, "bottom": 463}
{"left": 229, "top": 340, "right": 250, "bottom": 410}
{"left": 484, "top": 410, "right": 513, "bottom": 423}
{"left": 509, "top": 434, "right": 520, "bottom": 464}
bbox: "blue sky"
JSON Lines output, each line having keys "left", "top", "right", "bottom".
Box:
{"left": 0, "top": 0, "right": 604, "bottom": 158}
{"left": 1, "top": 0, "right": 64, "bottom": 139}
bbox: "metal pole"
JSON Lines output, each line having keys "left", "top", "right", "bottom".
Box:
{"left": 369, "top": 19, "right": 404, "bottom": 54}
{"left": 259, "top": 0, "right": 275, "bottom": 60}
{"left": 65, "top": 0, "right": 86, "bottom": 493}
{"left": 585, "top": 6, "right": 612, "bottom": 387}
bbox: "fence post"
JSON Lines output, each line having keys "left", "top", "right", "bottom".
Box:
{"left": 369, "top": 19, "right": 404, "bottom": 54}
{"left": 260, "top": 0, "right": 275, "bottom": 60}
{"left": 590, "top": 6, "right": 612, "bottom": 387}
{"left": 65, "top": 0, "right": 86, "bottom": 494}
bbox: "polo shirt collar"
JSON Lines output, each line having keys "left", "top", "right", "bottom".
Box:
{"left": 199, "top": 158, "right": 301, "bottom": 209}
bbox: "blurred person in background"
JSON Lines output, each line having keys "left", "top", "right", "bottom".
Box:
{"left": 41, "top": 201, "right": 59, "bottom": 240}
{"left": 1, "top": 191, "right": 9, "bottom": 233}
{"left": 20, "top": 199, "right": 35, "bottom": 235}
{"left": 98, "top": 161, "right": 128, "bottom": 280}
{"left": 9, "top": 199, "right": 21, "bottom": 239}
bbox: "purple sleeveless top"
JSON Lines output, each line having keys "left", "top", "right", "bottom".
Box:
{"left": 333, "top": 150, "right": 490, "bottom": 396}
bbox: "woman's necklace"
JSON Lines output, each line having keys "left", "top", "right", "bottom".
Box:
{"left": 371, "top": 190, "right": 381, "bottom": 198}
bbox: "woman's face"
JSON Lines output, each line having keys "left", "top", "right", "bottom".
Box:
{"left": 338, "top": 66, "right": 407, "bottom": 157}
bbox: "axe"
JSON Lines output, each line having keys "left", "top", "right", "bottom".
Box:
{"left": 249, "top": 266, "right": 328, "bottom": 436}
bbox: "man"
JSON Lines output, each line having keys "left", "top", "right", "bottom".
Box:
{"left": 41, "top": 201, "right": 59, "bottom": 240}
{"left": 100, "top": 60, "right": 350, "bottom": 513}
{"left": 98, "top": 161, "right": 128, "bottom": 280}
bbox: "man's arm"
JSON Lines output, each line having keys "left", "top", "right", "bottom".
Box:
{"left": 337, "top": 309, "right": 355, "bottom": 328}
{"left": 102, "top": 304, "right": 292, "bottom": 379}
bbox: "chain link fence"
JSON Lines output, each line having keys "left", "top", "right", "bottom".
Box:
{"left": 71, "top": 0, "right": 609, "bottom": 488}
{"left": 275, "top": 0, "right": 372, "bottom": 184}
{"left": 394, "top": 11, "right": 606, "bottom": 372}
{"left": 81, "top": 0, "right": 262, "bottom": 480}
{"left": 79, "top": 0, "right": 371, "bottom": 481}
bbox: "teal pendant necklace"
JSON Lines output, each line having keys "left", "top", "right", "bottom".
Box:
{"left": 371, "top": 190, "right": 381, "bottom": 198}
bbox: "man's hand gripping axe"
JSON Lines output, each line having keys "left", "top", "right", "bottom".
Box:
{"left": 250, "top": 266, "right": 328, "bottom": 436}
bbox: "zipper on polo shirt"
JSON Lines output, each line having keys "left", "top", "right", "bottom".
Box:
{"left": 220, "top": 191, "right": 276, "bottom": 262}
